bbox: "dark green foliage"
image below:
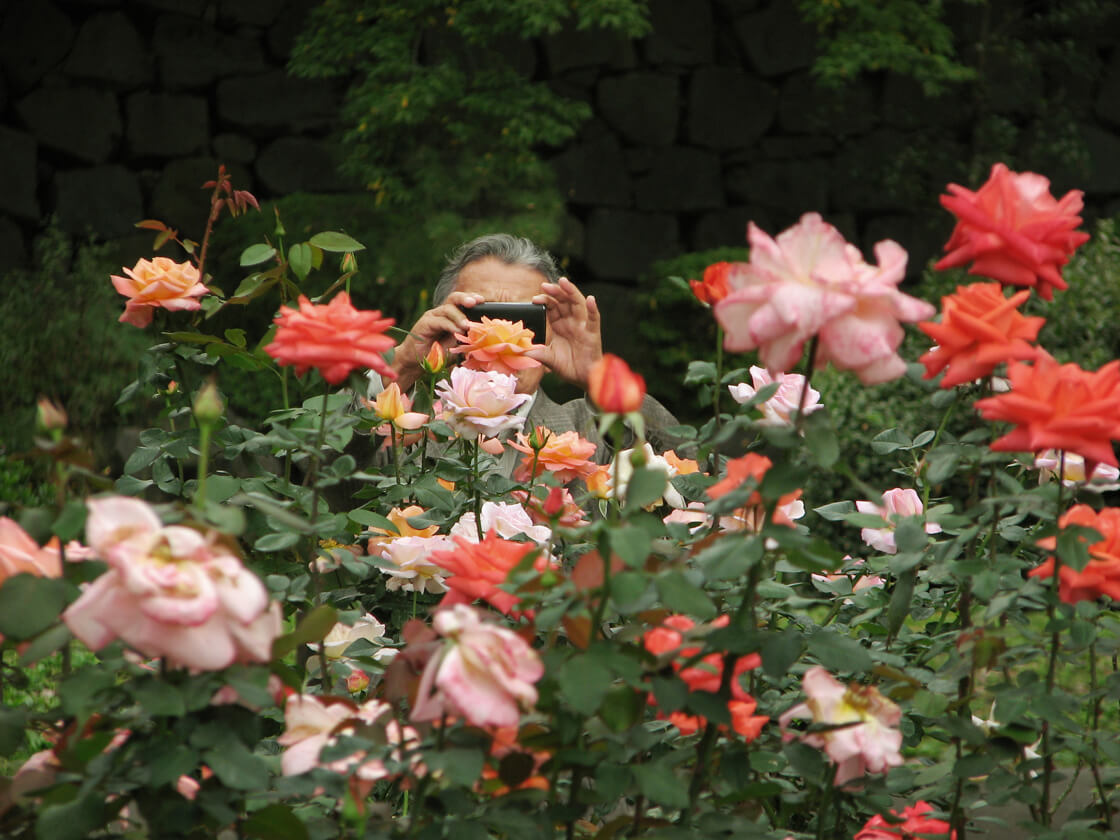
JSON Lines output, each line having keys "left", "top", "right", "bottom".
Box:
{"left": 0, "top": 225, "right": 150, "bottom": 451}
{"left": 288, "top": 0, "right": 649, "bottom": 258}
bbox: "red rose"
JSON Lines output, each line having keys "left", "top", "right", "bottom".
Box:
{"left": 265, "top": 292, "right": 396, "bottom": 384}
{"left": 854, "top": 800, "right": 955, "bottom": 839}
{"left": 935, "top": 163, "right": 1089, "bottom": 301}
{"left": 689, "top": 261, "right": 733, "bottom": 305}
{"left": 1032, "top": 504, "right": 1120, "bottom": 604}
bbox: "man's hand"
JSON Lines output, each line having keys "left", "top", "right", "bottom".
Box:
{"left": 390, "top": 291, "right": 484, "bottom": 391}
{"left": 529, "top": 277, "right": 603, "bottom": 390}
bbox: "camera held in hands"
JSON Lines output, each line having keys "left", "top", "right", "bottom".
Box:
{"left": 465, "top": 302, "right": 547, "bottom": 343}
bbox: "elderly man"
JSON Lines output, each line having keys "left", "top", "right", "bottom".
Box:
{"left": 388, "top": 233, "right": 680, "bottom": 461}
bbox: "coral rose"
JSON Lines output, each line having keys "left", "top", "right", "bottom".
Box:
{"left": 643, "top": 614, "right": 766, "bottom": 739}
{"left": 587, "top": 353, "right": 646, "bottom": 414}
{"left": 707, "top": 453, "right": 802, "bottom": 528}
{"left": 1032, "top": 504, "right": 1120, "bottom": 604}
{"left": 918, "top": 283, "right": 1044, "bottom": 387}
{"left": 690, "top": 261, "right": 732, "bottom": 305}
{"left": 62, "top": 496, "right": 281, "bottom": 671}
{"left": 935, "top": 163, "right": 1090, "bottom": 301}
{"left": 454, "top": 317, "right": 544, "bottom": 376}
{"left": 714, "top": 213, "right": 934, "bottom": 384}
{"left": 0, "top": 517, "right": 63, "bottom": 582}
{"left": 265, "top": 292, "right": 396, "bottom": 384}
{"left": 974, "top": 354, "right": 1120, "bottom": 473}
{"left": 412, "top": 604, "right": 544, "bottom": 728}
{"left": 779, "top": 666, "right": 903, "bottom": 786}
{"left": 435, "top": 367, "right": 531, "bottom": 438}
{"left": 855, "top": 800, "right": 956, "bottom": 839}
{"left": 508, "top": 426, "right": 597, "bottom": 483}
{"left": 430, "top": 530, "right": 544, "bottom": 616}
{"left": 111, "top": 256, "right": 208, "bottom": 328}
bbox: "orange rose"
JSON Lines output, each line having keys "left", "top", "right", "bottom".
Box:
{"left": 918, "top": 283, "right": 1044, "bottom": 387}
{"left": 429, "top": 531, "right": 543, "bottom": 616}
{"left": 453, "top": 317, "right": 543, "bottom": 376}
{"left": 1033, "top": 504, "right": 1120, "bottom": 604}
{"left": 707, "top": 453, "right": 802, "bottom": 526}
{"left": 664, "top": 449, "right": 699, "bottom": 475}
{"left": 975, "top": 354, "right": 1120, "bottom": 473}
{"left": 365, "top": 506, "right": 439, "bottom": 551}
{"left": 0, "top": 518, "right": 63, "bottom": 583}
{"left": 587, "top": 353, "right": 645, "bottom": 414}
{"left": 367, "top": 383, "right": 428, "bottom": 432}
{"left": 265, "top": 292, "right": 396, "bottom": 384}
{"left": 111, "top": 256, "right": 208, "bottom": 328}
{"left": 689, "top": 261, "right": 733, "bottom": 305}
{"left": 508, "top": 426, "right": 598, "bottom": 483}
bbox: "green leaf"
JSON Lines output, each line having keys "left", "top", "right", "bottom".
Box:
{"left": 760, "top": 627, "right": 803, "bottom": 678}
{"left": 425, "top": 748, "right": 484, "bottom": 787}
{"left": 349, "top": 508, "right": 398, "bottom": 532}
{"left": 634, "top": 760, "right": 690, "bottom": 809}
{"left": 609, "top": 523, "right": 652, "bottom": 568}
{"left": 803, "top": 410, "right": 838, "bottom": 467}
{"left": 224, "top": 328, "right": 247, "bottom": 348}
{"left": 559, "top": 653, "right": 612, "bottom": 715}
{"left": 600, "top": 684, "right": 643, "bottom": 732}
{"left": 656, "top": 571, "right": 716, "bottom": 620}
{"left": 309, "top": 231, "right": 366, "bottom": 252}
{"left": 925, "top": 446, "right": 961, "bottom": 484}
{"left": 623, "top": 467, "right": 667, "bottom": 511}
{"left": 870, "top": 428, "right": 912, "bottom": 453}
{"left": 0, "top": 575, "right": 68, "bottom": 640}
{"left": 808, "top": 630, "right": 872, "bottom": 674}
{"left": 814, "top": 501, "right": 855, "bottom": 521}
{"left": 147, "top": 744, "right": 198, "bottom": 787}
{"left": 35, "top": 791, "right": 107, "bottom": 840}
{"left": 254, "top": 531, "right": 301, "bottom": 552}
{"left": 683, "top": 360, "right": 717, "bottom": 385}
{"left": 243, "top": 804, "right": 310, "bottom": 840}
{"left": 887, "top": 569, "right": 916, "bottom": 638}
{"left": 19, "top": 623, "right": 73, "bottom": 665}
{"left": 894, "top": 517, "right": 929, "bottom": 553}
{"left": 132, "top": 679, "right": 186, "bottom": 717}
{"left": 610, "top": 571, "right": 651, "bottom": 612}
{"left": 203, "top": 740, "right": 270, "bottom": 790}
{"left": 51, "top": 501, "right": 87, "bottom": 543}
{"left": 240, "top": 243, "right": 277, "bottom": 267}
{"left": 273, "top": 604, "right": 339, "bottom": 657}
{"left": 1057, "top": 526, "right": 1097, "bottom": 572}
{"left": 288, "top": 242, "right": 313, "bottom": 281}
{"left": 0, "top": 706, "right": 28, "bottom": 755}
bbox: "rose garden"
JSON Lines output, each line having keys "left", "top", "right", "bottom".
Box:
{"left": 2, "top": 141, "right": 1120, "bottom": 840}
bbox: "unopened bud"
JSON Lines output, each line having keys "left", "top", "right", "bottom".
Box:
{"left": 422, "top": 342, "right": 446, "bottom": 374}
{"left": 346, "top": 669, "right": 370, "bottom": 694}
{"left": 192, "top": 381, "right": 224, "bottom": 425}
{"left": 36, "top": 397, "right": 67, "bottom": 432}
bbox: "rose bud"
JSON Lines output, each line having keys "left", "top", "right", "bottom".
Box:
{"left": 588, "top": 353, "right": 646, "bottom": 414}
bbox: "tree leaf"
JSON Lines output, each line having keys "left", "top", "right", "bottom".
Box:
{"left": 634, "top": 760, "right": 690, "bottom": 809}
{"left": 288, "top": 242, "right": 313, "bottom": 281}
{"left": 808, "top": 630, "right": 872, "bottom": 674}
{"left": 0, "top": 575, "right": 68, "bottom": 640}
{"left": 623, "top": 467, "right": 667, "bottom": 511}
{"left": 239, "top": 243, "right": 277, "bottom": 267}
{"left": 656, "top": 571, "right": 717, "bottom": 620}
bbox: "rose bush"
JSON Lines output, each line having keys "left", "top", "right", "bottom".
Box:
{"left": 4, "top": 162, "right": 1120, "bottom": 840}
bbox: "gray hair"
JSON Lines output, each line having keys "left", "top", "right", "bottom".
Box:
{"left": 433, "top": 234, "right": 560, "bottom": 304}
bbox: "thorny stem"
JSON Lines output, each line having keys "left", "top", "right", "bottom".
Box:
{"left": 1088, "top": 639, "right": 1113, "bottom": 829}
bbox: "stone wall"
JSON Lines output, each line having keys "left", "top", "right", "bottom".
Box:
{"left": 2, "top": 0, "right": 1120, "bottom": 284}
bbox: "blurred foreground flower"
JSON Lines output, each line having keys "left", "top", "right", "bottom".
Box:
{"left": 935, "top": 162, "right": 1089, "bottom": 301}
{"left": 714, "top": 213, "right": 934, "bottom": 384}
{"left": 111, "top": 256, "right": 208, "bottom": 328}
{"left": 430, "top": 529, "right": 545, "bottom": 616}
{"left": 0, "top": 517, "right": 63, "bottom": 582}
{"left": 265, "top": 292, "right": 396, "bottom": 384}
{"left": 454, "top": 317, "right": 544, "bottom": 376}
{"left": 412, "top": 604, "right": 543, "bottom": 728}
{"left": 63, "top": 496, "right": 281, "bottom": 670}
{"left": 779, "top": 666, "right": 903, "bottom": 785}
{"left": 1034, "top": 449, "right": 1120, "bottom": 491}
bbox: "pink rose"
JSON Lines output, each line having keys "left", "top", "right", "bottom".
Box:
{"left": 278, "top": 694, "right": 421, "bottom": 793}
{"left": 714, "top": 214, "right": 935, "bottom": 384}
{"left": 62, "top": 497, "right": 281, "bottom": 671}
{"left": 435, "top": 367, "right": 531, "bottom": 438}
{"left": 780, "top": 666, "right": 903, "bottom": 786}
{"left": 111, "top": 256, "right": 208, "bottom": 328}
{"left": 374, "top": 535, "right": 453, "bottom": 594}
{"left": 412, "top": 604, "right": 543, "bottom": 728}
{"left": 856, "top": 488, "right": 942, "bottom": 554}
{"left": 728, "top": 366, "right": 823, "bottom": 426}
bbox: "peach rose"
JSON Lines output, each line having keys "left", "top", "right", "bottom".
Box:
{"left": 111, "top": 256, "right": 208, "bottom": 328}
{"left": 508, "top": 426, "right": 598, "bottom": 483}
{"left": 454, "top": 317, "right": 544, "bottom": 376}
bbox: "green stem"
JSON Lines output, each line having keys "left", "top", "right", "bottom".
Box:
{"left": 1040, "top": 450, "right": 1067, "bottom": 827}
{"left": 1088, "top": 639, "right": 1112, "bottom": 829}
{"left": 391, "top": 425, "right": 401, "bottom": 485}
{"left": 815, "top": 783, "right": 834, "bottom": 840}
{"left": 195, "top": 422, "right": 211, "bottom": 506}
{"left": 472, "top": 438, "right": 483, "bottom": 541}
{"left": 793, "top": 336, "right": 819, "bottom": 437}
{"left": 713, "top": 325, "right": 724, "bottom": 430}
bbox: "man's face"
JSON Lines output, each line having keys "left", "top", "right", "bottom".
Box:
{"left": 454, "top": 256, "right": 548, "bottom": 395}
